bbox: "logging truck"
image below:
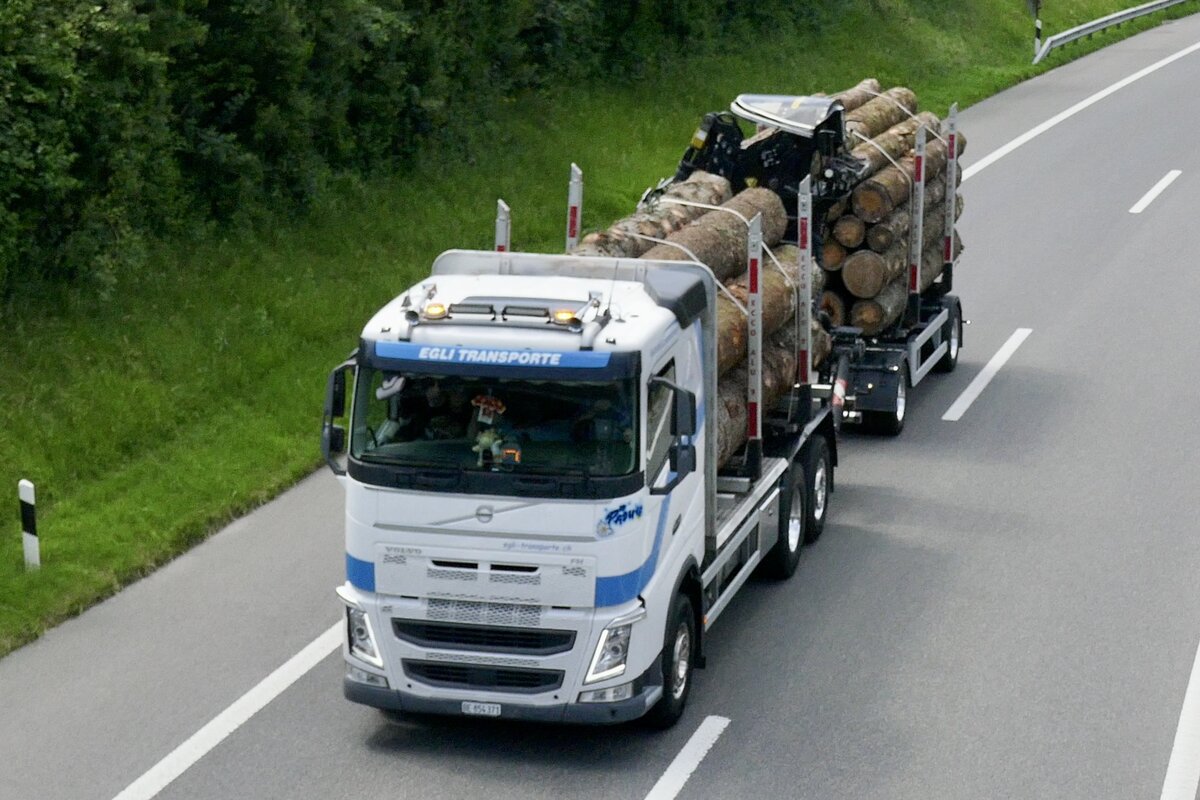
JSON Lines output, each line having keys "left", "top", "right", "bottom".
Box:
{"left": 320, "top": 91, "right": 962, "bottom": 727}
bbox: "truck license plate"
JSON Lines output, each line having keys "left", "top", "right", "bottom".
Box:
{"left": 461, "top": 701, "right": 501, "bottom": 717}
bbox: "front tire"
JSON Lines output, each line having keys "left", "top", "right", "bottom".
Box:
{"left": 644, "top": 593, "right": 696, "bottom": 729}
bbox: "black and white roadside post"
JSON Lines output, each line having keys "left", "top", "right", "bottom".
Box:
{"left": 1029, "top": 0, "right": 1043, "bottom": 57}
{"left": 495, "top": 199, "right": 511, "bottom": 252}
{"left": 565, "top": 163, "right": 583, "bottom": 251}
{"left": 20, "top": 479, "right": 38, "bottom": 570}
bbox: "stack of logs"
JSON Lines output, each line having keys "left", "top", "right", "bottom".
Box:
{"left": 818, "top": 80, "right": 966, "bottom": 337}
{"left": 569, "top": 78, "right": 965, "bottom": 465}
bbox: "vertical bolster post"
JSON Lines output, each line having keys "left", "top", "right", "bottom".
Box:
{"left": 907, "top": 125, "right": 927, "bottom": 324}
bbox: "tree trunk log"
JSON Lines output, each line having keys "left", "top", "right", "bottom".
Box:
{"left": 831, "top": 78, "right": 882, "bottom": 112}
{"left": 822, "top": 238, "right": 846, "bottom": 271}
{"left": 716, "top": 244, "right": 825, "bottom": 374}
{"left": 821, "top": 290, "right": 846, "bottom": 327}
{"left": 864, "top": 176, "right": 960, "bottom": 253}
{"left": 849, "top": 111, "right": 940, "bottom": 178}
{"left": 571, "top": 172, "right": 732, "bottom": 258}
{"left": 844, "top": 87, "right": 918, "bottom": 142}
{"left": 849, "top": 279, "right": 908, "bottom": 336}
{"left": 641, "top": 188, "right": 788, "bottom": 281}
{"left": 845, "top": 235, "right": 962, "bottom": 335}
{"left": 844, "top": 194, "right": 962, "bottom": 298}
{"left": 851, "top": 131, "right": 968, "bottom": 223}
{"left": 832, "top": 215, "right": 866, "bottom": 248}
{"left": 716, "top": 321, "right": 830, "bottom": 467}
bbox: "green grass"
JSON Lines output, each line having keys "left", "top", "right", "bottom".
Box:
{"left": 2, "top": 0, "right": 1196, "bottom": 655}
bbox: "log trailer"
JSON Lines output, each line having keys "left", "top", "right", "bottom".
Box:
{"left": 670, "top": 93, "right": 964, "bottom": 433}
{"left": 319, "top": 93, "right": 962, "bottom": 728}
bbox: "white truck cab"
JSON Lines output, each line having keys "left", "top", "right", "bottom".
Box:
{"left": 323, "top": 248, "right": 835, "bottom": 727}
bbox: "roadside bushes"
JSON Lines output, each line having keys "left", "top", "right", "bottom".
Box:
{"left": 0, "top": 0, "right": 834, "bottom": 299}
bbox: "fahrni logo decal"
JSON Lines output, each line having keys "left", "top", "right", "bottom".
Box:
{"left": 596, "top": 503, "right": 644, "bottom": 537}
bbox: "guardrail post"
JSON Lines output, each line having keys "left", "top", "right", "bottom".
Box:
{"left": 20, "top": 479, "right": 39, "bottom": 570}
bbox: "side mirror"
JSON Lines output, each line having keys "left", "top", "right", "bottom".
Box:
{"left": 669, "top": 443, "right": 696, "bottom": 475}
{"left": 326, "top": 368, "right": 347, "bottom": 418}
{"left": 671, "top": 387, "right": 697, "bottom": 437}
{"left": 322, "top": 358, "right": 355, "bottom": 476}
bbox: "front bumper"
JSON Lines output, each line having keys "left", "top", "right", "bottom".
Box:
{"left": 344, "top": 664, "right": 663, "bottom": 725}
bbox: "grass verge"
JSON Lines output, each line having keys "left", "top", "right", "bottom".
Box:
{"left": 2, "top": 0, "right": 1197, "bottom": 656}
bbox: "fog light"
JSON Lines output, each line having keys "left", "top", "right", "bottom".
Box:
{"left": 579, "top": 682, "right": 635, "bottom": 704}
{"left": 346, "top": 664, "right": 389, "bottom": 688}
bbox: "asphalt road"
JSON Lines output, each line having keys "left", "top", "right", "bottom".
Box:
{"left": 5, "top": 15, "right": 1200, "bottom": 800}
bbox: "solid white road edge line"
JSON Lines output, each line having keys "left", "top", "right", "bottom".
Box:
{"left": 111, "top": 621, "right": 342, "bottom": 800}
{"left": 644, "top": 715, "right": 732, "bottom": 800}
{"left": 1159, "top": 635, "right": 1200, "bottom": 800}
{"left": 1130, "top": 170, "right": 1183, "bottom": 213}
{"left": 963, "top": 41, "right": 1200, "bottom": 182}
{"left": 942, "top": 328, "right": 1032, "bottom": 422}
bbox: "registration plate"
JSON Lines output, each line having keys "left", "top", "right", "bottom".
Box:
{"left": 461, "top": 701, "right": 501, "bottom": 717}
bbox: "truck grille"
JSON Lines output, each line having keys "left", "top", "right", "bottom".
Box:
{"left": 402, "top": 660, "right": 563, "bottom": 694}
{"left": 393, "top": 620, "right": 575, "bottom": 655}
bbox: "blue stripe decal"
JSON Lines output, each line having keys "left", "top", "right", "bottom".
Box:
{"left": 595, "top": 496, "right": 671, "bottom": 607}
{"left": 346, "top": 553, "right": 376, "bottom": 592}
{"left": 374, "top": 341, "right": 611, "bottom": 369}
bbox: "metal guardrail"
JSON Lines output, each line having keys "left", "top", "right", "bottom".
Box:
{"left": 1033, "top": 0, "right": 1194, "bottom": 63}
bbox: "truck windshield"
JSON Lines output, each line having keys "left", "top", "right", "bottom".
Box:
{"left": 351, "top": 368, "right": 638, "bottom": 477}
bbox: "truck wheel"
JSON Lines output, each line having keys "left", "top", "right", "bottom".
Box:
{"left": 934, "top": 305, "right": 961, "bottom": 373}
{"left": 644, "top": 593, "right": 695, "bottom": 729}
{"left": 862, "top": 362, "right": 907, "bottom": 436}
{"left": 764, "top": 465, "right": 805, "bottom": 579}
{"left": 804, "top": 437, "right": 831, "bottom": 544}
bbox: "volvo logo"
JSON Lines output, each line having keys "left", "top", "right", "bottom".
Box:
{"left": 475, "top": 505, "right": 494, "bottom": 524}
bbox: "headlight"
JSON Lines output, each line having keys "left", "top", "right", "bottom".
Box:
{"left": 585, "top": 623, "right": 632, "bottom": 684}
{"left": 585, "top": 605, "right": 646, "bottom": 684}
{"left": 346, "top": 606, "right": 383, "bottom": 667}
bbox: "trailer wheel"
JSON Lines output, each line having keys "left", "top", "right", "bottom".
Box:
{"left": 764, "top": 465, "right": 805, "bottom": 579}
{"left": 862, "top": 362, "right": 907, "bottom": 436}
{"left": 644, "top": 593, "right": 695, "bottom": 729}
{"left": 804, "top": 437, "right": 831, "bottom": 543}
{"left": 934, "top": 304, "right": 961, "bottom": 373}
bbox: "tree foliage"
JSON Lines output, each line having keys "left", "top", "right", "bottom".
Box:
{"left": 0, "top": 0, "right": 825, "bottom": 297}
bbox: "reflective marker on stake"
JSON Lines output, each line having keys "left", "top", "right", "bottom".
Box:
{"left": 20, "top": 479, "right": 38, "bottom": 570}
{"left": 797, "top": 176, "right": 814, "bottom": 385}
{"left": 495, "top": 199, "right": 511, "bottom": 253}
{"left": 566, "top": 163, "right": 583, "bottom": 251}
{"left": 746, "top": 214, "right": 763, "bottom": 442}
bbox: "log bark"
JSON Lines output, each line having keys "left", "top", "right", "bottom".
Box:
{"left": 831, "top": 78, "right": 882, "bottom": 112}
{"left": 716, "top": 321, "right": 830, "bottom": 467}
{"left": 571, "top": 172, "right": 732, "bottom": 258}
{"left": 849, "top": 111, "right": 940, "bottom": 178}
{"left": 716, "top": 244, "right": 825, "bottom": 374}
{"left": 844, "top": 87, "right": 918, "bottom": 142}
{"left": 641, "top": 188, "right": 788, "bottom": 281}
{"left": 832, "top": 215, "right": 866, "bottom": 248}
{"left": 851, "top": 131, "right": 968, "bottom": 223}
{"left": 844, "top": 195, "right": 962, "bottom": 298}
{"left": 919, "top": 231, "right": 965, "bottom": 292}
